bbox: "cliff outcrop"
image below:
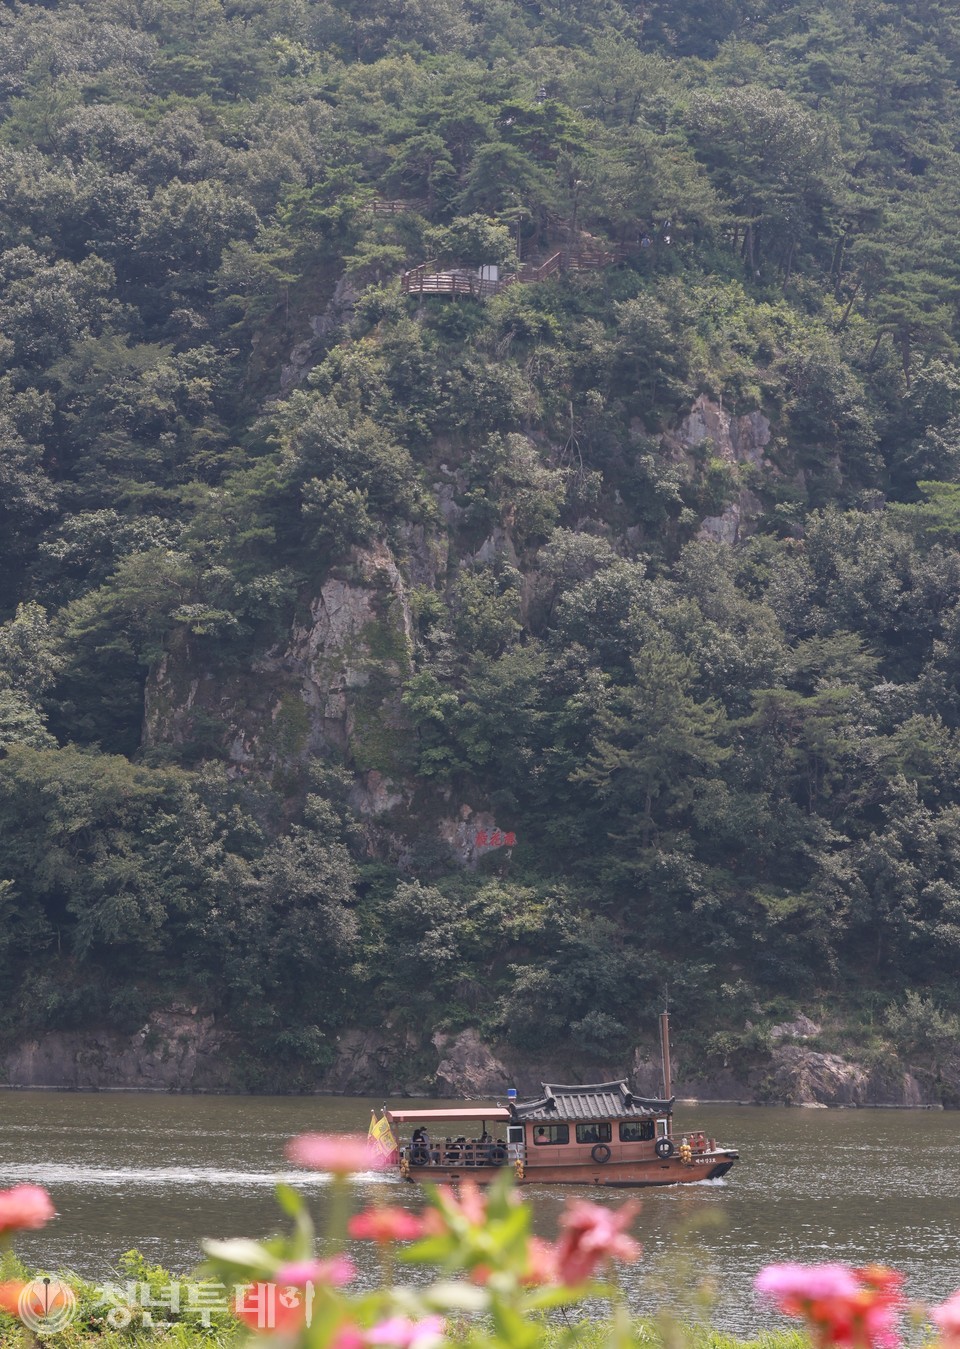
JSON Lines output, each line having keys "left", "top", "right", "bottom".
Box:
{"left": 144, "top": 539, "right": 416, "bottom": 792}
{"left": 1, "top": 1018, "right": 950, "bottom": 1107}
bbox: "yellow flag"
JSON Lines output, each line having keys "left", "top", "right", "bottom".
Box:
{"left": 368, "top": 1111, "right": 397, "bottom": 1162}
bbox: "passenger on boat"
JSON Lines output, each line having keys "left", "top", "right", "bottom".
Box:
{"left": 411, "top": 1127, "right": 432, "bottom": 1165}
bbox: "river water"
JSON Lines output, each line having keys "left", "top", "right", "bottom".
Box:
{"left": 1, "top": 1092, "right": 958, "bottom": 1335}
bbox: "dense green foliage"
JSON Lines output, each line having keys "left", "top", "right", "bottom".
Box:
{"left": 4, "top": 0, "right": 960, "bottom": 1081}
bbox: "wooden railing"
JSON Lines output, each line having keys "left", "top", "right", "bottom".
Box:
{"left": 401, "top": 243, "right": 636, "bottom": 299}
{"left": 369, "top": 198, "right": 425, "bottom": 215}
{"left": 401, "top": 267, "right": 510, "bottom": 298}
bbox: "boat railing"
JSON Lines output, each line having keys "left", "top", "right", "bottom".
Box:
{"left": 400, "top": 1140, "right": 512, "bottom": 1169}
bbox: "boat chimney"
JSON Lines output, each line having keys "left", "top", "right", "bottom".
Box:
{"left": 660, "top": 1010, "right": 672, "bottom": 1100}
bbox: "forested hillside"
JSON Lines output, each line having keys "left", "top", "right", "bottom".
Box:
{"left": 4, "top": 0, "right": 960, "bottom": 1092}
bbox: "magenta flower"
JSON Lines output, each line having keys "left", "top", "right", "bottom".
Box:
{"left": 931, "top": 1291, "right": 960, "bottom": 1343}
{"left": 755, "top": 1262, "right": 904, "bottom": 1349}
{"left": 756, "top": 1264, "right": 862, "bottom": 1304}
{"left": 366, "top": 1315, "right": 446, "bottom": 1349}
{"left": 553, "top": 1199, "right": 641, "bottom": 1285}
{"left": 285, "top": 1133, "right": 385, "bottom": 1175}
{"left": 347, "top": 1207, "right": 426, "bottom": 1243}
{"left": 276, "top": 1256, "right": 355, "bottom": 1287}
{"left": 331, "top": 1329, "right": 367, "bottom": 1349}
{"left": 0, "top": 1185, "right": 56, "bottom": 1236}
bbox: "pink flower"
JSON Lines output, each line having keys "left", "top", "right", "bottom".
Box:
{"left": 931, "top": 1291, "right": 960, "bottom": 1344}
{"left": 0, "top": 1186, "right": 55, "bottom": 1236}
{"left": 235, "top": 1285, "right": 307, "bottom": 1336}
{"left": 756, "top": 1264, "right": 863, "bottom": 1306}
{"left": 431, "top": 1180, "right": 488, "bottom": 1229}
{"left": 286, "top": 1133, "right": 385, "bottom": 1175}
{"left": 755, "top": 1263, "right": 904, "bottom": 1349}
{"left": 366, "top": 1315, "right": 446, "bottom": 1349}
{"left": 522, "top": 1236, "right": 560, "bottom": 1287}
{"left": 331, "top": 1328, "right": 367, "bottom": 1349}
{"left": 554, "top": 1199, "right": 641, "bottom": 1285}
{"left": 347, "top": 1207, "right": 426, "bottom": 1244}
{"left": 276, "top": 1256, "right": 355, "bottom": 1287}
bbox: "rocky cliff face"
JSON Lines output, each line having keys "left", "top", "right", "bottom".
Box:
{"left": 2, "top": 1016, "right": 950, "bottom": 1106}
{"left": 2, "top": 1010, "right": 236, "bottom": 1092}
{"left": 142, "top": 395, "right": 769, "bottom": 816}
{"left": 144, "top": 540, "right": 416, "bottom": 793}
{"left": 662, "top": 393, "right": 772, "bottom": 545}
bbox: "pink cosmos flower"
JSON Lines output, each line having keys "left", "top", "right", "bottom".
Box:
{"left": 931, "top": 1291, "right": 960, "bottom": 1344}
{"left": 331, "top": 1328, "right": 367, "bottom": 1349}
{"left": 755, "top": 1263, "right": 904, "bottom": 1349}
{"left": 553, "top": 1199, "right": 641, "bottom": 1285}
{"left": 366, "top": 1315, "right": 446, "bottom": 1349}
{"left": 431, "top": 1180, "right": 488, "bottom": 1229}
{"left": 235, "top": 1285, "right": 307, "bottom": 1336}
{"left": 276, "top": 1256, "right": 355, "bottom": 1287}
{"left": 286, "top": 1133, "right": 384, "bottom": 1175}
{"left": 756, "top": 1264, "right": 863, "bottom": 1306}
{"left": 0, "top": 1185, "right": 55, "bottom": 1236}
{"left": 347, "top": 1207, "right": 426, "bottom": 1244}
{"left": 521, "top": 1236, "right": 561, "bottom": 1287}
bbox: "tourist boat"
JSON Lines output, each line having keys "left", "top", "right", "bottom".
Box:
{"left": 376, "top": 1016, "right": 739, "bottom": 1187}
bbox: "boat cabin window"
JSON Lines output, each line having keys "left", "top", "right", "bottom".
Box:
{"left": 532, "top": 1124, "right": 569, "bottom": 1145}
{"left": 575, "top": 1122, "right": 611, "bottom": 1145}
{"left": 619, "top": 1120, "right": 655, "bottom": 1143}
{"left": 507, "top": 1126, "right": 525, "bottom": 1145}
{"left": 656, "top": 1118, "right": 670, "bottom": 1137}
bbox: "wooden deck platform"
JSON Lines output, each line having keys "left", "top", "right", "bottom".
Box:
{"left": 401, "top": 244, "right": 635, "bottom": 298}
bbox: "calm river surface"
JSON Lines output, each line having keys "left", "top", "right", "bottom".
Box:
{"left": 1, "top": 1092, "right": 958, "bottom": 1335}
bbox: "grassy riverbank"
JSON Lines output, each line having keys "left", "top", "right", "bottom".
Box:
{"left": 0, "top": 1253, "right": 806, "bottom": 1349}
{"left": 0, "top": 1315, "right": 808, "bottom": 1349}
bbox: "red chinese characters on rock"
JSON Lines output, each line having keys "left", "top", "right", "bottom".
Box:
{"left": 474, "top": 829, "right": 516, "bottom": 849}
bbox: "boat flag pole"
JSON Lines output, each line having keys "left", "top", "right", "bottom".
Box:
{"left": 660, "top": 994, "right": 672, "bottom": 1101}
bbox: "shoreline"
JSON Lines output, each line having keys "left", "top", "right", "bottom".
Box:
{"left": 0, "top": 1083, "right": 948, "bottom": 1108}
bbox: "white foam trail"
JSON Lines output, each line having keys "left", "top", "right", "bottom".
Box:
{"left": 0, "top": 1163, "right": 392, "bottom": 1189}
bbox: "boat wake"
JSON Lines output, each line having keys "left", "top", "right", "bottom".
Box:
{"left": 0, "top": 1163, "right": 390, "bottom": 1189}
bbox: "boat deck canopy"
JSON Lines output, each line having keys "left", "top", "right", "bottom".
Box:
{"left": 385, "top": 1107, "right": 513, "bottom": 1124}
{"left": 510, "top": 1081, "right": 675, "bottom": 1122}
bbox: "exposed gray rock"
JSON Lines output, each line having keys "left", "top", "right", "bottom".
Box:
{"left": 349, "top": 769, "right": 407, "bottom": 817}
{"left": 143, "top": 541, "right": 414, "bottom": 779}
{"left": 279, "top": 274, "right": 359, "bottom": 392}
{"left": 662, "top": 394, "right": 771, "bottom": 544}
{"left": 321, "top": 1027, "right": 433, "bottom": 1096}
{"left": 769, "top": 1013, "right": 822, "bottom": 1041}
{"left": 434, "top": 1029, "right": 509, "bottom": 1096}
{"left": 766, "top": 1046, "right": 870, "bottom": 1106}
{"left": 437, "top": 806, "right": 516, "bottom": 868}
{"left": 0, "top": 1017, "right": 954, "bottom": 1105}
{"left": 2, "top": 1010, "right": 235, "bottom": 1092}
{"left": 469, "top": 526, "right": 519, "bottom": 567}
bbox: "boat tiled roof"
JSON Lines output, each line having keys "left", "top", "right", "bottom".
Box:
{"left": 509, "top": 1080, "right": 674, "bottom": 1121}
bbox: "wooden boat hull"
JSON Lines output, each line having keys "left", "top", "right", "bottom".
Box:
{"left": 399, "top": 1150, "right": 738, "bottom": 1187}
